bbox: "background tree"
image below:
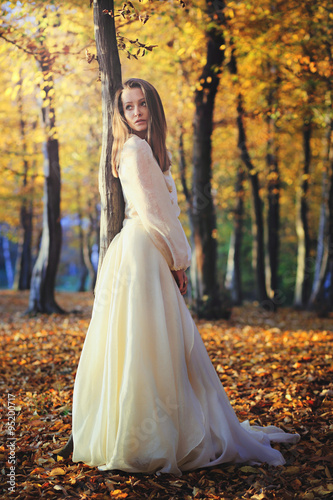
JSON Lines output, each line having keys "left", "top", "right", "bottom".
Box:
{"left": 15, "top": 78, "right": 35, "bottom": 290}
{"left": 0, "top": 8, "right": 63, "bottom": 312}
{"left": 228, "top": 45, "right": 269, "bottom": 306}
{"left": 1, "top": 1, "right": 97, "bottom": 301}
{"left": 224, "top": 163, "right": 245, "bottom": 304}
{"left": 190, "top": 0, "right": 228, "bottom": 318}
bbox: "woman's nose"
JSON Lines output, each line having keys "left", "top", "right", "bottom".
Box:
{"left": 134, "top": 107, "right": 141, "bottom": 116}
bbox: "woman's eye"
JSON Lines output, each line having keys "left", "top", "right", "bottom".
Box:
{"left": 141, "top": 101, "right": 146, "bottom": 107}
{"left": 125, "top": 105, "right": 132, "bottom": 110}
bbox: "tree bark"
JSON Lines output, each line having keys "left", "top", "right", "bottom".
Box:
{"left": 18, "top": 193, "right": 33, "bottom": 290}
{"left": 266, "top": 86, "right": 280, "bottom": 303}
{"left": 308, "top": 40, "right": 333, "bottom": 313}
{"left": 294, "top": 122, "right": 312, "bottom": 308}
{"left": 225, "top": 164, "right": 245, "bottom": 304}
{"left": 2, "top": 236, "right": 14, "bottom": 288}
{"left": 179, "top": 127, "right": 192, "bottom": 212}
{"left": 236, "top": 97, "right": 269, "bottom": 306}
{"left": 76, "top": 185, "right": 89, "bottom": 292}
{"left": 309, "top": 140, "right": 329, "bottom": 307}
{"left": 17, "top": 82, "right": 33, "bottom": 290}
{"left": 178, "top": 126, "right": 194, "bottom": 303}
{"left": 93, "top": 0, "right": 124, "bottom": 280}
{"left": 85, "top": 129, "right": 100, "bottom": 291}
{"left": 191, "top": 1, "right": 228, "bottom": 318}
{"left": 27, "top": 51, "right": 64, "bottom": 314}
{"left": 83, "top": 230, "right": 97, "bottom": 291}
{"left": 326, "top": 147, "right": 333, "bottom": 310}
{"left": 228, "top": 45, "right": 269, "bottom": 306}
{"left": 87, "top": 202, "right": 100, "bottom": 291}
{"left": 309, "top": 118, "right": 333, "bottom": 312}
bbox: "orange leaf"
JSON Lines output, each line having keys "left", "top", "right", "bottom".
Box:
{"left": 49, "top": 467, "right": 66, "bottom": 476}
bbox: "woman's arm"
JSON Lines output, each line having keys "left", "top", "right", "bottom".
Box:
{"left": 119, "top": 136, "right": 191, "bottom": 272}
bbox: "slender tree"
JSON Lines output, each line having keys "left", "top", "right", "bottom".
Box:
{"left": 93, "top": 0, "right": 124, "bottom": 280}
{"left": 76, "top": 184, "right": 89, "bottom": 292}
{"left": 308, "top": 9, "right": 333, "bottom": 312}
{"left": 27, "top": 41, "right": 64, "bottom": 313}
{"left": 294, "top": 119, "right": 312, "bottom": 307}
{"left": 309, "top": 120, "right": 332, "bottom": 311}
{"left": 16, "top": 80, "right": 34, "bottom": 290}
{"left": 225, "top": 164, "right": 245, "bottom": 305}
{"left": 1, "top": 17, "right": 63, "bottom": 311}
{"left": 228, "top": 46, "right": 269, "bottom": 306}
{"left": 265, "top": 75, "right": 281, "bottom": 303}
{"left": 191, "top": 0, "right": 229, "bottom": 318}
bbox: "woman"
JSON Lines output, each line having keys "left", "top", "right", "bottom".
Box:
{"left": 65, "top": 78, "right": 299, "bottom": 476}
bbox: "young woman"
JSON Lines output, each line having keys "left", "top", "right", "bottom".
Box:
{"left": 66, "top": 78, "right": 299, "bottom": 476}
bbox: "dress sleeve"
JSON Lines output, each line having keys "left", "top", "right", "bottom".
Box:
{"left": 119, "top": 136, "right": 191, "bottom": 271}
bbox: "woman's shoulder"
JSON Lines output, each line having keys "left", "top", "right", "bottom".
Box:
{"left": 121, "top": 134, "right": 151, "bottom": 156}
{"left": 119, "top": 136, "right": 153, "bottom": 177}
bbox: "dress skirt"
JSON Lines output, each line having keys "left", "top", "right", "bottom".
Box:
{"left": 72, "top": 219, "right": 299, "bottom": 476}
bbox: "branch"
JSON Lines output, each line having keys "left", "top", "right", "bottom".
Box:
{"left": 1, "top": 165, "right": 42, "bottom": 178}
{"left": 0, "top": 33, "right": 36, "bottom": 57}
{"left": 0, "top": 33, "right": 91, "bottom": 61}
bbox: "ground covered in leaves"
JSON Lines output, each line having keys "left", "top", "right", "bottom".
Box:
{"left": 1, "top": 290, "right": 333, "bottom": 499}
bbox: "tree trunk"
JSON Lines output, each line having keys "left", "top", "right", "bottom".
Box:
{"left": 76, "top": 185, "right": 89, "bottom": 292}
{"left": 87, "top": 202, "right": 100, "bottom": 291}
{"left": 86, "top": 129, "right": 100, "bottom": 291}
{"left": 309, "top": 140, "right": 329, "bottom": 307}
{"left": 266, "top": 88, "right": 280, "bottom": 302}
{"left": 2, "top": 236, "right": 14, "bottom": 288}
{"left": 27, "top": 53, "right": 64, "bottom": 314}
{"left": 225, "top": 164, "right": 245, "bottom": 304}
{"left": 236, "top": 94, "right": 269, "bottom": 306}
{"left": 18, "top": 196, "right": 33, "bottom": 290}
{"left": 93, "top": 0, "right": 124, "bottom": 281}
{"left": 83, "top": 193, "right": 99, "bottom": 292}
{"left": 309, "top": 118, "right": 333, "bottom": 312}
{"left": 178, "top": 126, "right": 194, "bottom": 303}
{"left": 179, "top": 127, "right": 192, "bottom": 212}
{"left": 83, "top": 230, "right": 97, "bottom": 291}
{"left": 326, "top": 148, "right": 333, "bottom": 310}
{"left": 228, "top": 45, "right": 269, "bottom": 306}
{"left": 294, "top": 122, "right": 312, "bottom": 308}
{"left": 17, "top": 81, "right": 33, "bottom": 290}
{"left": 191, "top": 2, "right": 228, "bottom": 318}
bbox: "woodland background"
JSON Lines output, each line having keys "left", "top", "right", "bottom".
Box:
{"left": 0, "top": 0, "right": 333, "bottom": 316}
{"left": 1, "top": 2, "right": 333, "bottom": 499}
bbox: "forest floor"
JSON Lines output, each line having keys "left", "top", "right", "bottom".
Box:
{"left": 0, "top": 290, "right": 333, "bottom": 500}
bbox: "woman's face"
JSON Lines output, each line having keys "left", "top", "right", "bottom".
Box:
{"left": 122, "top": 87, "right": 149, "bottom": 139}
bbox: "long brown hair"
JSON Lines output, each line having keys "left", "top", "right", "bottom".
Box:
{"left": 111, "top": 78, "right": 170, "bottom": 177}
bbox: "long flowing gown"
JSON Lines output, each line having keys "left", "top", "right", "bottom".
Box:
{"left": 72, "top": 134, "right": 299, "bottom": 476}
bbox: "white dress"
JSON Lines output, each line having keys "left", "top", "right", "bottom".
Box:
{"left": 72, "top": 134, "right": 299, "bottom": 476}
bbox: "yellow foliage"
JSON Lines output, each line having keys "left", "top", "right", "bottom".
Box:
{"left": 0, "top": 0, "right": 330, "bottom": 269}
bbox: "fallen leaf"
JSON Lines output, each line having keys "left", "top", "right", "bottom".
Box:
{"left": 49, "top": 467, "right": 66, "bottom": 476}
{"left": 239, "top": 466, "right": 259, "bottom": 473}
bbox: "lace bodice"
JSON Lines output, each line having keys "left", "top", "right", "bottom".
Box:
{"left": 118, "top": 135, "right": 191, "bottom": 271}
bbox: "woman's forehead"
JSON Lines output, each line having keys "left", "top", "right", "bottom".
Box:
{"left": 122, "top": 87, "right": 145, "bottom": 103}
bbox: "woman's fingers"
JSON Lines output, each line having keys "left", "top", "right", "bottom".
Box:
{"left": 182, "top": 275, "right": 188, "bottom": 294}
{"left": 180, "top": 275, "right": 188, "bottom": 295}
{"left": 171, "top": 270, "right": 188, "bottom": 295}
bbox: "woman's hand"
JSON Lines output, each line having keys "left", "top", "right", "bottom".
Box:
{"left": 171, "top": 270, "right": 188, "bottom": 295}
